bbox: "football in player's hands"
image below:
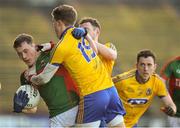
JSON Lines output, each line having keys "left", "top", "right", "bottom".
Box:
{"left": 15, "top": 85, "right": 40, "bottom": 110}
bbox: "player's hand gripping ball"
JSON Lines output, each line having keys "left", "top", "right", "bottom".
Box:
{"left": 15, "top": 85, "right": 40, "bottom": 109}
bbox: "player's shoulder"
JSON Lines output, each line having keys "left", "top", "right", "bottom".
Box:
{"left": 164, "top": 56, "right": 180, "bottom": 67}
{"left": 172, "top": 56, "right": 180, "bottom": 61}
{"left": 64, "top": 27, "right": 75, "bottom": 39}
{"left": 113, "top": 69, "right": 136, "bottom": 83}
{"left": 161, "top": 56, "right": 180, "bottom": 75}
{"left": 152, "top": 73, "right": 165, "bottom": 83}
{"left": 60, "top": 27, "right": 79, "bottom": 45}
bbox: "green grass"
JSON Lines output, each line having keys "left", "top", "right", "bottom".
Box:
{"left": 0, "top": 5, "right": 179, "bottom": 112}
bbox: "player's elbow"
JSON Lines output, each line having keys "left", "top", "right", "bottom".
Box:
{"left": 38, "top": 76, "right": 51, "bottom": 85}
{"left": 108, "top": 51, "right": 117, "bottom": 60}
{"left": 31, "top": 75, "right": 51, "bottom": 85}
{"left": 172, "top": 104, "right": 177, "bottom": 115}
{"left": 111, "top": 52, "right": 117, "bottom": 60}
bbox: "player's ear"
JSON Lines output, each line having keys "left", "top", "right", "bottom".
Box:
{"left": 96, "top": 28, "right": 100, "bottom": 36}
{"left": 154, "top": 63, "right": 157, "bottom": 71}
{"left": 136, "top": 63, "right": 138, "bottom": 69}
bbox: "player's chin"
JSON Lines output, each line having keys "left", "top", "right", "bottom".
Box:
{"left": 26, "top": 62, "right": 33, "bottom": 67}
{"left": 142, "top": 75, "right": 150, "bottom": 81}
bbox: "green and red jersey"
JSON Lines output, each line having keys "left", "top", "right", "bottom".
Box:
{"left": 161, "top": 56, "right": 180, "bottom": 117}
{"left": 20, "top": 51, "right": 79, "bottom": 118}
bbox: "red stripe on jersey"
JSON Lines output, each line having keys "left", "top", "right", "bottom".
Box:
{"left": 36, "top": 65, "right": 79, "bottom": 95}
{"left": 56, "top": 66, "right": 80, "bottom": 95}
{"left": 160, "top": 56, "right": 180, "bottom": 78}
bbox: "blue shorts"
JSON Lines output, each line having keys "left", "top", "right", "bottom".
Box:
{"left": 76, "top": 86, "right": 126, "bottom": 125}
{"left": 133, "top": 123, "right": 138, "bottom": 128}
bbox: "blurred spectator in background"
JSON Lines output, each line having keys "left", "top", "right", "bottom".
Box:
{"left": 160, "top": 56, "right": 180, "bottom": 127}
{"left": 113, "top": 49, "right": 176, "bottom": 127}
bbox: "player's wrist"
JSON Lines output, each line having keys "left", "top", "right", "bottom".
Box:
{"left": 13, "top": 105, "right": 23, "bottom": 113}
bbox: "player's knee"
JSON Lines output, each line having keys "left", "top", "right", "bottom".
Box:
{"left": 107, "top": 115, "right": 125, "bottom": 127}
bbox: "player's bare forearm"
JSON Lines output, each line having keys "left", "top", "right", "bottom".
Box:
{"left": 160, "top": 94, "right": 177, "bottom": 116}
{"left": 86, "top": 34, "right": 98, "bottom": 54}
{"left": 30, "top": 63, "right": 59, "bottom": 85}
{"left": 160, "top": 106, "right": 176, "bottom": 116}
{"left": 96, "top": 43, "right": 117, "bottom": 60}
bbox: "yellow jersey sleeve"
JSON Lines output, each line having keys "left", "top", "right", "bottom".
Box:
{"left": 98, "top": 42, "right": 115, "bottom": 76}
{"left": 50, "top": 29, "right": 75, "bottom": 65}
{"left": 154, "top": 74, "right": 168, "bottom": 97}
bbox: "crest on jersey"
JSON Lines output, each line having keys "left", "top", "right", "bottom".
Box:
{"left": 40, "top": 60, "right": 46, "bottom": 67}
{"left": 146, "top": 88, "right": 152, "bottom": 96}
{"left": 176, "top": 69, "right": 180, "bottom": 74}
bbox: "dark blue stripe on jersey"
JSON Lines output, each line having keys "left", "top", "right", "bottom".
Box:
{"left": 59, "top": 26, "right": 73, "bottom": 39}
{"left": 52, "top": 63, "right": 61, "bottom": 67}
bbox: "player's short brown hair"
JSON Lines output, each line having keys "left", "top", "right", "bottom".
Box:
{"left": 13, "top": 33, "right": 33, "bottom": 48}
{"left": 137, "top": 49, "right": 156, "bottom": 63}
{"left": 51, "top": 4, "right": 77, "bottom": 26}
{"left": 79, "top": 17, "right": 101, "bottom": 30}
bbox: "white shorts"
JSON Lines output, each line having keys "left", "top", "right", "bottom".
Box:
{"left": 75, "top": 115, "right": 124, "bottom": 127}
{"left": 50, "top": 106, "right": 78, "bottom": 128}
{"left": 107, "top": 115, "right": 124, "bottom": 126}
{"left": 167, "top": 116, "right": 180, "bottom": 127}
{"left": 76, "top": 120, "right": 101, "bottom": 128}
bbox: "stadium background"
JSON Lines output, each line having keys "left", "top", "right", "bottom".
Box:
{"left": 0, "top": 0, "right": 179, "bottom": 127}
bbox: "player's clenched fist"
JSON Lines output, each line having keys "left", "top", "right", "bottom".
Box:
{"left": 160, "top": 106, "right": 176, "bottom": 116}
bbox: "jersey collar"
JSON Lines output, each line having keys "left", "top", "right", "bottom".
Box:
{"left": 59, "top": 26, "right": 74, "bottom": 40}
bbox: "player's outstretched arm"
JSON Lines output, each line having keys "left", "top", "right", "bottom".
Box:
{"left": 160, "top": 93, "right": 176, "bottom": 116}
{"left": 29, "top": 63, "right": 59, "bottom": 85}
